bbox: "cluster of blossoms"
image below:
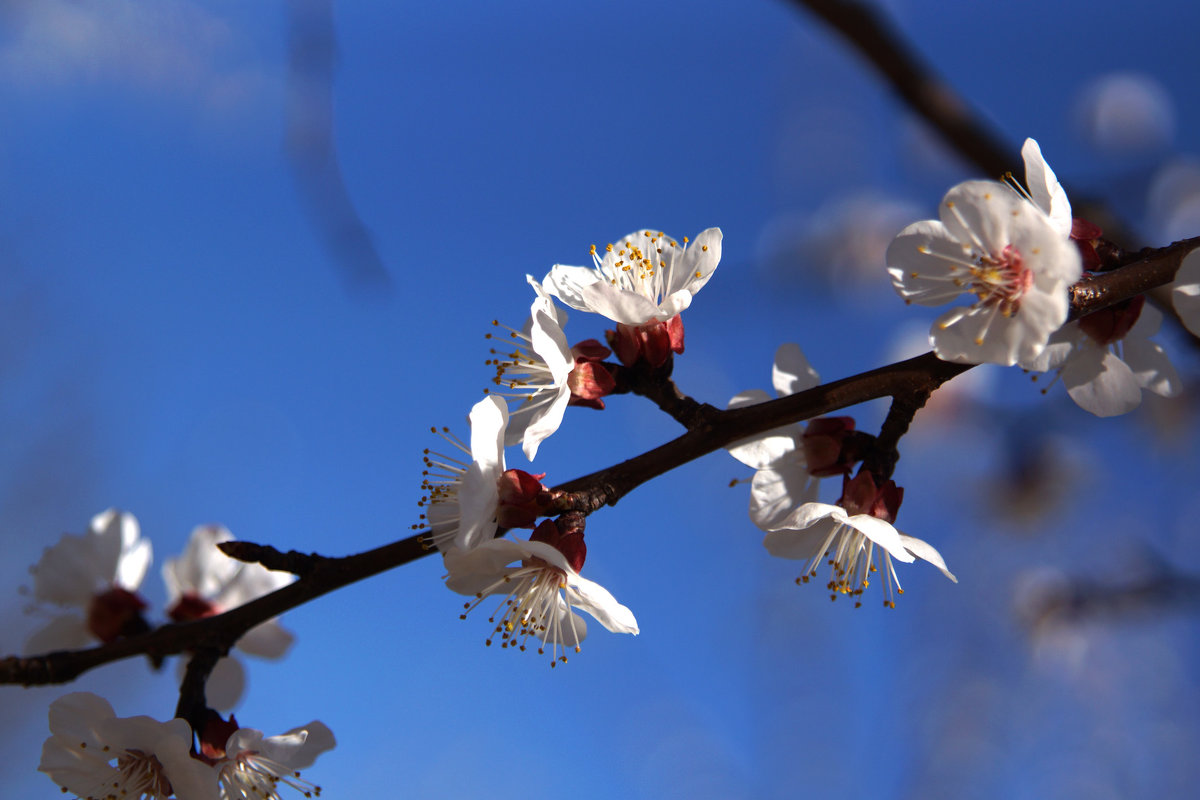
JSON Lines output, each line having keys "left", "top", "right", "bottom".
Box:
{"left": 420, "top": 228, "right": 723, "bottom": 664}
{"left": 728, "top": 344, "right": 956, "bottom": 607}
{"left": 39, "top": 692, "right": 333, "bottom": 800}
{"left": 22, "top": 137, "right": 1198, "bottom": 795}
{"left": 888, "top": 138, "right": 1181, "bottom": 416}
{"left": 24, "top": 511, "right": 333, "bottom": 798}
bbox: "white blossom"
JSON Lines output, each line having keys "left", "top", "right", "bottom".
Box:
{"left": 888, "top": 179, "right": 1081, "bottom": 366}
{"left": 1021, "top": 299, "right": 1180, "bottom": 417}
{"left": 444, "top": 530, "right": 638, "bottom": 666}
{"left": 26, "top": 509, "right": 152, "bottom": 654}
{"left": 726, "top": 342, "right": 825, "bottom": 529}
{"left": 546, "top": 228, "right": 722, "bottom": 325}
{"left": 216, "top": 721, "right": 335, "bottom": 800}
{"left": 419, "top": 395, "right": 510, "bottom": 551}
{"left": 764, "top": 474, "right": 956, "bottom": 607}
{"left": 163, "top": 525, "right": 296, "bottom": 710}
{"left": 39, "top": 692, "right": 218, "bottom": 800}
{"left": 487, "top": 276, "right": 575, "bottom": 461}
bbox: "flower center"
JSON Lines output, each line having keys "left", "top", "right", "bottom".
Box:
{"left": 219, "top": 751, "right": 322, "bottom": 799}
{"left": 113, "top": 749, "right": 174, "bottom": 799}
{"left": 796, "top": 526, "right": 905, "bottom": 609}
{"left": 459, "top": 559, "right": 584, "bottom": 667}
{"left": 971, "top": 244, "right": 1032, "bottom": 317}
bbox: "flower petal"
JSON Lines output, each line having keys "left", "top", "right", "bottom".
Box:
{"left": 749, "top": 463, "right": 818, "bottom": 531}
{"left": 1021, "top": 138, "right": 1073, "bottom": 236}
{"left": 1122, "top": 337, "right": 1181, "bottom": 398}
{"left": 1171, "top": 250, "right": 1200, "bottom": 336}
{"left": 898, "top": 533, "right": 958, "bottom": 583}
{"left": 1062, "top": 345, "right": 1142, "bottom": 416}
{"left": 203, "top": 656, "right": 246, "bottom": 711}
{"left": 26, "top": 615, "right": 93, "bottom": 654}
{"left": 771, "top": 342, "right": 820, "bottom": 396}
{"left": 566, "top": 573, "right": 639, "bottom": 635}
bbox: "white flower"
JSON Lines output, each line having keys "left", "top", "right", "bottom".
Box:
{"left": 487, "top": 276, "right": 575, "bottom": 461}
{"left": 727, "top": 342, "right": 825, "bottom": 530}
{"left": 1171, "top": 248, "right": 1200, "bottom": 337}
{"left": 887, "top": 180, "right": 1082, "bottom": 366}
{"left": 39, "top": 692, "right": 218, "bottom": 800}
{"left": 163, "top": 525, "right": 296, "bottom": 710}
{"left": 444, "top": 524, "right": 638, "bottom": 666}
{"left": 764, "top": 474, "right": 956, "bottom": 608}
{"left": 418, "top": 395, "right": 510, "bottom": 551}
{"left": 26, "top": 509, "right": 152, "bottom": 654}
{"left": 215, "top": 721, "right": 335, "bottom": 800}
{"left": 1021, "top": 297, "right": 1180, "bottom": 416}
{"left": 546, "top": 228, "right": 722, "bottom": 325}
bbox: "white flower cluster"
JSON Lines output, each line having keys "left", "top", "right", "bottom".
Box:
{"left": 425, "top": 227, "right": 723, "bottom": 665}
{"left": 888, "top": 138, "right": 1182, "bottom": 417}
{"left": 26, "top": 512, "right": 334, "bottom": 798}
{"left": 40, "top": 692, "right": 333, "bottom": 800}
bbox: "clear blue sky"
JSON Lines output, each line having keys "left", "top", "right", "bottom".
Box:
{"left": 2, "top": 1, "right": 1199, "bottom": 798}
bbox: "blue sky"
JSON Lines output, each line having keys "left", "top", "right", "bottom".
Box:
{"left": 2, "top": 1, "right": 1200, "bottom": 798}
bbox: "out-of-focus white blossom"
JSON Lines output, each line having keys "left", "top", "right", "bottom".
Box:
{"left": 26, "top": 509, "right": 152, "bottom": 654}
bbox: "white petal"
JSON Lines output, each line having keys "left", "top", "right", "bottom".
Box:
{"left": 725, "top": 390, "right": 804, "bottom": 469}
{"left": 456, "top": 395, "right": 507, "bottom": 550}
{"left": 898, "top": 533, "right": 958, "bottom": 583}
{"left": 772, "top": 342, "right": 820, "bottom": 396}
{"left": 113, "top": 537, "right": 152, "bottom": 592}
{"left": 844, "top": 514, "right": 915, "bottom": 563}
{"left": 1122, "top": 337, "right": 1180, "bottom": 397}
{"left": 443, "top": 539, "right": 529, "bottom": 596}
{"left": 662, "top": 227, "right": 722, "bottom": 302}
{"left": 202, "top": 656, "right": 246, "bottom": 711}
{"left": 938, "top": 181, "right": 1029, "bottom": 256}
{"left": 163, "top": 525, "right": 237, "bottom": 602}
{"left": 26, "top": 615, "right": 93, "bottom": 654}
{"left": 1062, "top": 346, "right": 1142, "bottom": 416}
{"left": 566, "top": 574, "right": 639, "bottom": 635}
{"left": 47, "top": 692, "right": 115, "bottom": 740}
{"left": 887, "top": 219, "right": 977, "bottom": 307}
{"left": 236, "top": 619, "right": 295, "bottom": 659}
{"left": 1021, "top": 138, "right": 1073, "bottom": 236}
{"left": 566, "top": 280, "right": 664, "bottom": 324}
{"left": 749, "top": 463, "right": 818, "bottom": 531}
{"left": 762, "top": 524, "right": 836, "bottom": 562}
{"left": 32, "top": 534, "right": 103, "bottom": 607}
{"left": 1171, "top": 249, "right": 1200, "bottom": 336}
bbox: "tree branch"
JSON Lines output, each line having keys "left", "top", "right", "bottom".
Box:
{"left": 2, "top": 239, "right": 1194, "bottom": 687}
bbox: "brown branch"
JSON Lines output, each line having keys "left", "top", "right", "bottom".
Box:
{"left": 3, "top": 239, "right": 1194, "bottom": 687}
{"left": 787, "top": 0, "right": 1130, "bottom": 243}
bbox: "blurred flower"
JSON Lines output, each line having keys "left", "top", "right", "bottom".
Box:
{"left": 39, "top": 692, "right": 217, "bottom": 800}
{"left": 488, "top": 276, "right": 575, "bottom": 461}
{"left": 26, "top": 509, "right": 152, "bottom": 654}
{"left": 200, "top": 713, "right": 335, "bottom": 800}
{"left": 764, "top": 472, "right": 956, "bottom": 607}
{"left": 163, "top": 525, "right": 296, "bottom": 710}
{"left": 1172, "top": 249, "right": 1200, "bottom": 337}
{"left": 756, "top": 195, "right": 923, "bottom": 291}
{"left": 547, "top": 228, "right": 721, "bottom": 326}
{"left": 418, "top": 396, "right": 549, "bottom": 551}
{"left": 1073, "top": 73, "right": 1175, "bottom": 156}
{"left": 727, "top": 343, "right": 834, "bottom": 529}
{"left": 444, "top": 517, "right": 638, "bottom": 666}
{"left": 1022, "top": 296, "right": 1179, "bottom": 417}
{"left": 888, "top": 179, "right": 1081, "bottom": 365}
